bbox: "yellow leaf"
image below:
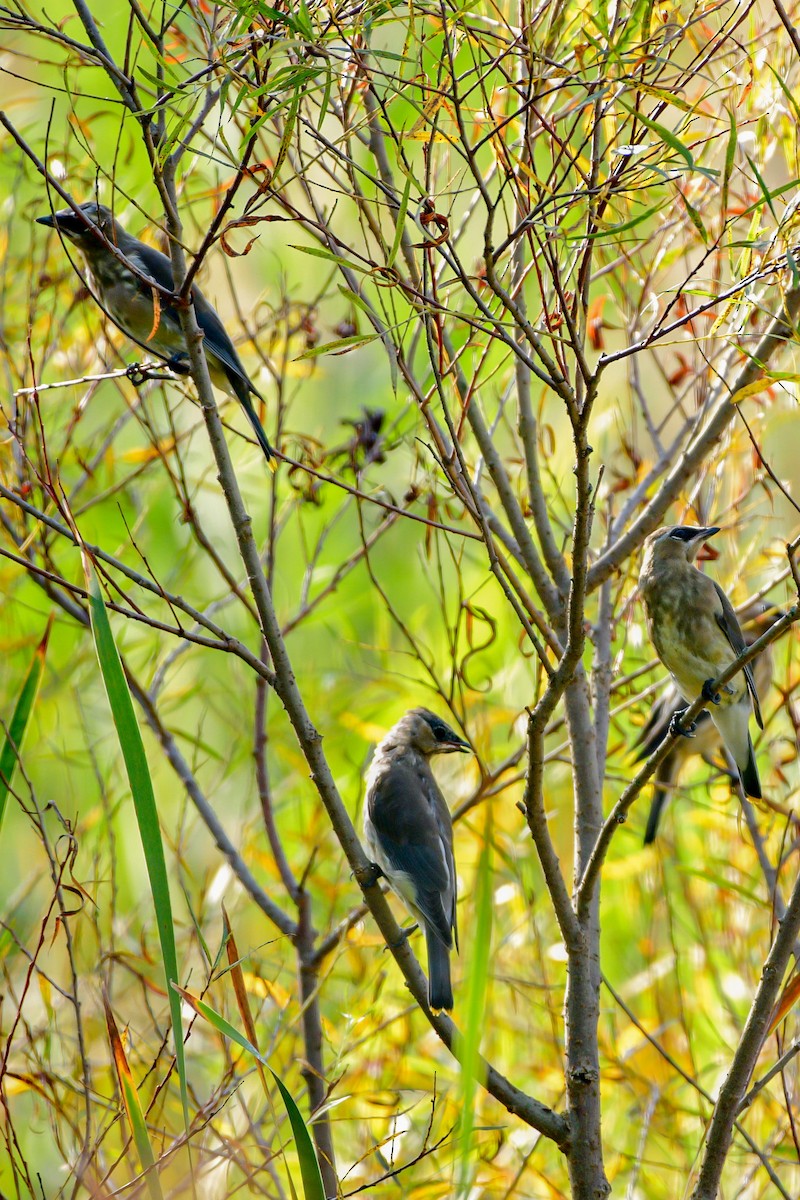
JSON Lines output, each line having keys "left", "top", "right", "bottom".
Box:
{"left": 729, "top": 379, "right": 769, "bottom": 405}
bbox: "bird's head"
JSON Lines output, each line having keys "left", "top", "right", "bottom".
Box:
{"left": 393, "top": 708, "right": 472, "bottom": 757}
{"left": 36, "top": 201, "right": 120, "bottom": 248}
{"left": 642, "top": 524, "right": 720, "bottom": 569}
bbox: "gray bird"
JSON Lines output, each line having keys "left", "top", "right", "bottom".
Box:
{"left": 639, "top": 525, "right": 763, "bottom": 803}
{"left": 634, "top": 604, "right": 779, "bottom": 843}
{"left": 37, "top": 201, "right": 274, "bottom": 464}
{"left": 363, "top": 708, "right": 471, "bottom": 1012}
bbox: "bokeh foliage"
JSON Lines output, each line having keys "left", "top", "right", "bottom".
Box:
{"left": 2, "top": 0, "right": 800, "bottom": 1195}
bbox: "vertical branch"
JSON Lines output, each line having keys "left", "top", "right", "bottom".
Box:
{"left": 690, "top": 867, "right": 800, "bottom": 1200}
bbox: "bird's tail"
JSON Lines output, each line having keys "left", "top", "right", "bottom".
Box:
{"left": 223, "top": 366, "right": 276, "bottom": 468}
{"left": 425, "top": 927, "right": 453, "bottom": 1012}
{"left": 238, "top": 388, "right": 277, "bottom": 470}
{"left": 644, "top": 753, "right": 680, "bottom": 845}
{"left": 711, "top": 705, "right": 761, "bottom": 800}
{"left": 738, "top": 735, "right": 762, "bottom": 800}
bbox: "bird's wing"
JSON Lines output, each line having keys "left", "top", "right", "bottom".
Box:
{"left": 129, "top": 243, "right": 260, "bottom": 401}
{"left": 189, "top": 288, "right": 261, "bottom": 399}
{"left": 712, "top": 581, "right": 763, "bottom": 728}
{"left": 125, "top": 240, "right": 177, "bottom": 293}
{"left": 368, "top": 761, "right": 455, "bottom": 948}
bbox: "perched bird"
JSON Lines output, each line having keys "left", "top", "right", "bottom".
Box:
{"left": 639, "top": 525, "right": 764, "bottom": 808}
{"left": 363, "top": 708, "right": 471, "bottom": 1012}
{"left": 634, "top": 604, "right": 779, "bottom": 843}
{"left": 37, "top": 201, "right": 274, "bottom": 464}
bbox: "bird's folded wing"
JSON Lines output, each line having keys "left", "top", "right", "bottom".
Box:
{"left": 369, "top": 765, "right": 454, "bottom": 947}
{"left": 130, "top": 244, "right": 260, "bottom": 401}
{"left": 712, "top": 581, "right": 763, "bottom": 728}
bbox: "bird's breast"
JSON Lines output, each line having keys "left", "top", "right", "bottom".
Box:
{"left": 643, "top": 575, "right": 743, "bottom": 705}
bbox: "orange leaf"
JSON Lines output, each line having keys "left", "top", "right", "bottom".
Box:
{"left": 767, "top": 973, "right": 800, "bottom": 1037}
{"left": 587, "top": 294, "right": 609, "bottom": 351}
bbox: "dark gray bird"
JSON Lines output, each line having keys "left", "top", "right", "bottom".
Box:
{"left": 37, "top": 201, "right": 274, "bottom": 464}
{"left": 634, "top": 604, "right": 779, "bottom": 843}
{"left": 363, "top": 708, "right": 471, "bottom": 1012}
{"left": 639, "top": 525, "right": 763, "bottom": 805}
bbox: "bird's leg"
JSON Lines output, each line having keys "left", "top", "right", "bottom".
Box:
{"left": 669, "top": 708, "right": 696, "bottom": 739}
{"left": 702, "top": 679, "right": 721, "bottom": 705}
{"left": 126, "top": 362, "right": 173, "bottom": 387}
{"left": 165, "top": 351, "right": 192, "bottom": 376}
{"left": 356, "top": 862, "right": 384, "bottom": 889}
{"left": 392, "top": 922, "right": 418, "bottom": 949}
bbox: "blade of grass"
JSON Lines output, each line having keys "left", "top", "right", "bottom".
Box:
{"left": 0, "top": 615, "right": 53, "bottom": 835}
{"left": 221, "top": 903, "right": 269, "bottom": 1099}
{"left": 456, "top": 807, "right": 493, "bottom": 1198}
{"left": 104, "top": 992, "right": 165, "bottom": 1200}
{"left": 87, "top": 566, "right": 187, "bottom": 1126}
{"left": 174, "top": 983, "right": 326, "bottom": 1200}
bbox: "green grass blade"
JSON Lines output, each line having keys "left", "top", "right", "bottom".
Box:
{"left": 174, "top": 984, "right": 326, "bottom": 1200}
{"left": 387, "top": 173, "right": 412, "bottom": 269}
{"left": 87, "top": 567, "right": 188, "bottom": 1126}
{"left": 456, "top": 809, "right": 493, "bottom": 1197}
{"left": 104, "top": 993, "right": 165, "bottom": 1200}
{"left": 0, "top": 615, "right": 53, "bottom": 835}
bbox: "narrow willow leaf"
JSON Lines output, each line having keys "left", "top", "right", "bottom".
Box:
{"left": 294, "top": 333, "right": 381, "bottom": 360}
{"left": 174, "top": 984, "right": 326, "bottom": 1200}
{"left": 272, "top": 87, "right": 300, "bottom": 184}
{"left": 290, "top": 243, "right": 369, "bottom": 273}
{"left": 787, "top": 247, "right": 800, "bottom": 290}
{"left": 87, "top": 568, "right": 187, "bottom": 1125}
{"left": 456, "top": 808, "right": 493, "bottom": 1198}
{"left": 746, "top": 154, "right": 778, "bottom": 224}
{"left": 767, "top": 973, "right": 800, "bottom": 1037}
{"left": 728, "top": 379, "right": 769, "bottom": 405}
{"left": 387, "top": 173, "right": 413, "bottom": 269}
{"left": 104, "top": 994, "right": 164, "bottom": 1200}
{"left": 222, "top": 905, "right": 269, "bottom": 1099}
{"left": 721, "top": 106, "right": 736, "bottom": 226}
{"left": 619, "top": 101, "right": 718, "bottom": 180}
{"left": 0, "top": 615, "right": 53, "bottom": 835}
{"left": 678, "top": 189, "right": 708, "bottom": 244}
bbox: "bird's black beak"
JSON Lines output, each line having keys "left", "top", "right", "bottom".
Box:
{"left": 36, "top": 208, "right": 89, "bottom": 238}
{"left": 692, "top": 525, "right": 720, "bottom": 563}
{"left": 441, "top": 736, "right": 472, "bottom": 754}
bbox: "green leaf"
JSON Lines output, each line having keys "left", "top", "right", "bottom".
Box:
{"left": 104, "top": 995, "right": 164, "bottom": 1200}
{"left": 318, "top": 61, "right": 332, "bottom": 126}
{"left": 565, "top": 200, "right": 666, "bottom": 241}
{"left": 619, "top": 101, "right": 719, "bottom": 180}
{"left": 678, "top": 189, "right": 708, "bottom": 244}
{"left": 294, "top": 333, "right": 382, "bottom": 360}
{"left": 787, "top": 247, "right": 800, "bottom": 289}
{"left": 290, "top": 243, "right": 370, "bottom": 273}
{"left": 387, "top": 173, "right": 413, "bottom": 269}
{"left": 767, "top": 63, "right": 800, "bottom": 126}
{"left": 272, "top": 86, "right": 301, "bottom": 184}
{"left": 336, "top": 284, "right": 378, "bottom": 319}
{"left": 721, "top": 106, "right": 736, "bottom": 239}
{"left": 456, "top": 809, "right": 493, "bottom": 1198}
{"left": 87, "top": 569, "right": 188, "bottom": 1127}
{"left": 0, "top": 616, "right": 52, "bottom": 836}
{"left": 746, "top": 154, "right": 778, "bottom": 225}
{"left": 174, "top": 985, "right": 326, "bottom": 1200}
{"left": 294, "top": 0, "right": 315, "bottom": 40}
